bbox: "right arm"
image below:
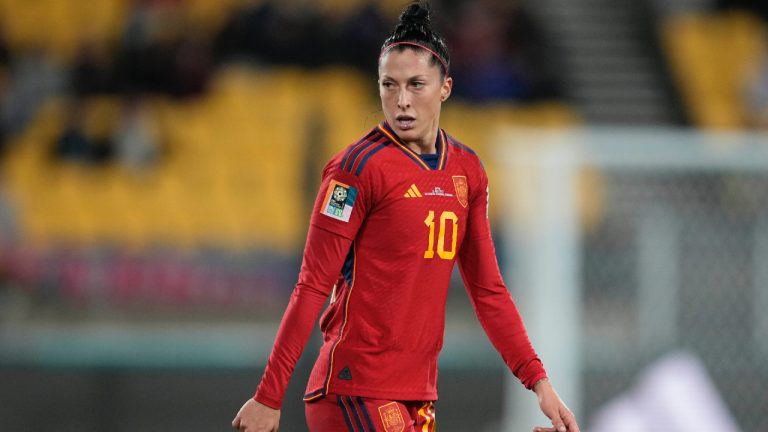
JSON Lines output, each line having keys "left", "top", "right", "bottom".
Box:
{"left": 253, "top": 225, "right": 353, "bottom": 408}
{"left": 233, "top": 162, "right": 369, "bottom": 431}
{"left": 232, "top": 225, "right": 353, "bottom": 431}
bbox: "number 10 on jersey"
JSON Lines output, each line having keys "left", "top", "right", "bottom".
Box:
{"left": 424, "top": 210, "right": 458, "bottom": 260}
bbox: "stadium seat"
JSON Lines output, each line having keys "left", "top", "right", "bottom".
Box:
{"left": 0, "top": 0, "right": 127, "bottom": 61}
{"left": 308, "top": 67, "right": 379, "bottom": 163}
{"left": 663, "top": 11, "right": 767, "bottom": 128}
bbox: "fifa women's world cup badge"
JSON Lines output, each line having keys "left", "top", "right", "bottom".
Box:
{"left": 452, "top": 175, "right": 468, "bottom": 208}
{"left": 331, "top": 185, "right": 347, "bottom": 208}
{"left": 378, "top": 402, "right": 405, "bottom": 432}
{"left": 321, "top": 179, "right": 358, "bottom": 222}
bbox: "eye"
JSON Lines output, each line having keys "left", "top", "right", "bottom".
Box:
{"left": 381, "top": 80, "right": 394, "bottom": 89}
{"left": 411, "top": 81, "right": 425, "bottom": 89}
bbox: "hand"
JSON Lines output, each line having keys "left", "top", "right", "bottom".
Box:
{"left": 231, "top": 398, "right": 281, "bottom": 432}
{"left": 532, "top": 379, "right": 580, "bottom": 432}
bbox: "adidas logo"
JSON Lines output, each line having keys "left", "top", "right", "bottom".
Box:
{"left": 338, "top": 366, "right": 353, "bottom": 380}
{"left": 403, "top": 184, "right": 422, "bottom": 198}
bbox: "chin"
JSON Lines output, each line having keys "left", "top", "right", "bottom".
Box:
{"left": 394, "top": 128, "right": 421, "bottom": 143}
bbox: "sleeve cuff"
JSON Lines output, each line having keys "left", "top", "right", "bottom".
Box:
{"left": 253, "top": 392, "right": 282, "bottom": 410}
{"left": 525, "top": 372, "right": 549, "bottom": 391}
{"left": 514, "top": 357, "right": 548, "bottom": 390}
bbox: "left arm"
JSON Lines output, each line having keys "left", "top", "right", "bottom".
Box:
{"left": 456, "top": 169, "right": 545, "bottom": 389}
{"left": 457, "top": 168, "right": 579, "bottom": 432}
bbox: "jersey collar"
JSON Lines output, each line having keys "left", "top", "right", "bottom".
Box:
{"left": 377, "top": 121, "right": 448, "bottom": 171}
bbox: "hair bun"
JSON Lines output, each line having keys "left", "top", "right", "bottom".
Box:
{"left": 399, "top": 2, "right": 431, "bottom": 28}
{"left": 381, "top": 1, "right": 450, "bottom": 78}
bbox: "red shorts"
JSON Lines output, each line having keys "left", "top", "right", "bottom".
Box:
{"left": 305, "top": 393, "right": 436, "bottom": 432}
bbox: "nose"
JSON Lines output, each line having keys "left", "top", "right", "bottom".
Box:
{"left": 397, "top": 89, "right": 410, "bottom": 109}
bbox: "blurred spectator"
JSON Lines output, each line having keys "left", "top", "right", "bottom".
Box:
{"left": 215, "top": 0, "right": 327, "bottom": 68}
{"left": 445, "top": 0, "right": 561, "bottom": 102}
{"left": 117, "top": 0, "right": 171, "bottom": 92}
{"left": 72, "top": 39, "right": 118, "bottom": 96}
{"left": 332, "top": 1, "right": 388, "bottom": 74}
{"left": 0, "top": 26, "right": 10, "bottom": 74}
{"left": 0, "top": 25, "right": 10, "bottom": 156}
{"left": 0, "top": 45, "right": 65, "bottom": 136}
{"left": 0, "top": 184, "right": 17, "bottom": 247}
{"left": 117, "top": 0, "right": 211, "bottom": 98}
{"left": 53, "top": 100, "right": 114, "bottom": 165}
{"left": 53, "top": 102, "right": 93, "bottom": 163}
{"left": 213, "top": 2, "right": 268, "bottom": 63}
{"left": 717, "top": 0, "right": 768, "bottom": 21}
{"left": 114, "top": 96, "right": 160, "bottom": 172}
{"left": 169, "top": 33, "right": 212, "bottom": 98}
{"left": 744, "top": 41, "right": 768, "bottom": 129}
{"left": 264, "top": 0, "right": 327, "bottom": 67}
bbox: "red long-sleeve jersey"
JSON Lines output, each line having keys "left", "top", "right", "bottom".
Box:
{"left": 254, "top": 122, "right": 546, "bottom": 409}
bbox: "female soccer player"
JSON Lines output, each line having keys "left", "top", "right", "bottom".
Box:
{"left": 232, "top": 2, "right": 580, "bottom": 431}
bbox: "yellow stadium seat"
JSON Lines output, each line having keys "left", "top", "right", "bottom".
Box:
{"left": 185, "top": 0, "right": 255, "bottom": 34}
{"left": 0, "top": 0, "right": 127, "bottom": 61}
{"left": 663, "top": 11, "right": 767, "bottom": 129}
{"left": 309, "top": 67, "right": 379, "bottom": 162}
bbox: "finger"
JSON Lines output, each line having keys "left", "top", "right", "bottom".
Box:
{"left": 231, "top": 415, "right": 240, "bottom": 429}
{"left": 533, "top": 427, "right": 557, "bottom": 432}
{"left": 551, "top": 414, "right": 567, "bottom": 432}
{"left": 562, "top": 411, "right": 580, "bottom": 432}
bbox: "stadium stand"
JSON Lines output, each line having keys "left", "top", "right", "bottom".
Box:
{"left": 2, "top": 68, "right": 578, "bottom": 250}
{"left": 662, "top": 10, "right": 767, "bottom": 128}
{"left": 0, "top": 0, "right": 578, "bottom": 311}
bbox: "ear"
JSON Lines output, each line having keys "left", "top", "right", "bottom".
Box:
{"left": 440, "top": 77, "right": 453, "bottom": 102}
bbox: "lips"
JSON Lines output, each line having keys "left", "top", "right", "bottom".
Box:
{"left": 395, "top": 115, "right": 415, "bottom": 130}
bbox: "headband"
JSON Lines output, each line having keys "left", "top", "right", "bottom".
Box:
{"left": 380, "top": 42, "right": 449, "bottom": 77}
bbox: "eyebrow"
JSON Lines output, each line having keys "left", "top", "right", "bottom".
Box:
{"left": 379, "top": 74, "right": 429, "bottom": 81}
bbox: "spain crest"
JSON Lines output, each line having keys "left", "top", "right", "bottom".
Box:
{"left": 452, "top": 175, "right": 468, "bottom": 208}
{"left": 378, "top": 402, "right": 405, "bottom": 432}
